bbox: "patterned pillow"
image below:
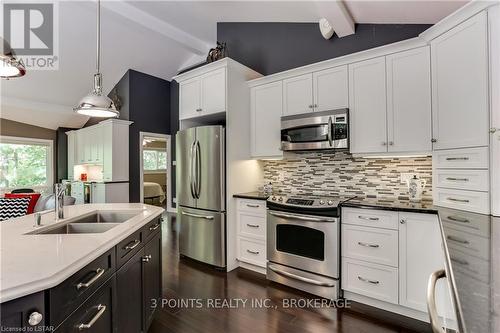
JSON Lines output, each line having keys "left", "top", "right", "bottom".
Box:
{"left": 0, "top": 197, "right": 31, "bottom": 221}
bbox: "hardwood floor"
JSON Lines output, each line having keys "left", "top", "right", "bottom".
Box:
{"left": 148, "top": 214, "right": 431, "bottom": 333}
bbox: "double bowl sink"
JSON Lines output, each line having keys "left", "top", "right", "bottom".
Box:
{"left": 28, "top": 211, "right": 143, "bottom": 235}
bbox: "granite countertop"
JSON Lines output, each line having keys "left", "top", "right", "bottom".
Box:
{"left": 340, "top": 196, "right": 437, "bottom": 214}
{"left": 233, "top": 191, "right": 270, "bottom": 200}
{"left": 0, "top": 203, "right": 164, "bottom": 303}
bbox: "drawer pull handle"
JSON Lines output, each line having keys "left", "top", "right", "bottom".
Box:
{"left": 246, "top": 223, "right": 259, "bottom": 228}
{"left": 124, "top": 239, "right": 141, "bottom": 250}
{"left": 358, "top": 215, "right": 379, "bottom": 221}
{"left": 450, "top": 257, "right": 469, "bottom": 266}
{"left": 357, "top": 276, "right": 379, "bottom": 284}
{"left": 246, "top": 249, "right": 260, "bottom": 255}
{"left": 445, "top": 157, "right": 469, "bottom": 161}
{"left": 447, "top": 197, "right": 470, "bottom": 203}
{"left": 447, "top": 235, "right": 469, "bottom": 245}
{"left": 246, "top": 204, "right": 260, "bottom": 208}
{"left": 76, "top": 268, "right": 105, "bottom": 290}
{"left": 447, "top": 216, "right": 470, "bottom": 223}
{"left": 427, "top": 269, "right": 446, "bottom": 333}
{"left": 446, "top": 177, "right": 469, "bottom": 182}
{"left": 149, "top": 223, "right": 160, "bottom": 231}
{"left": 78, "top": 304, "right": 106, "bottom": 330}
{"left": 181, "top": 211, "right": 215, "bottom": 220}
{"left": 357, "top": 242, "right": 379, "bottom": 248}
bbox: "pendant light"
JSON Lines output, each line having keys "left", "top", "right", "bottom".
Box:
{"left": 74, "top": 0, "right": 119, "bottom": 118}
{"left": 1, "top": 37, "right": 26, "bottom": 79}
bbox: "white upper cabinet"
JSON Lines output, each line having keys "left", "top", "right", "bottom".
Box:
{"left": 179, "top": 78, "right": 201, "bottom": 120}
{"left": 430, "top": 11, "right": 489, "bottom": 150}
{"left": 283, "top": 74, "right": 313, "bottom": 116}
{"left": 250, "top": 81, "right": 283, "bottom": 158}
{"left": 201, "top": 67, "right": 226, "bottom": 114}
{"left": 313, "top": 65, "right": 348, "bottom": 112}
{"left": 349, "top": 57, "right": 388, "bottom": 154}
{"left": 386, "top": 46, "right": 432, "bottom": 153}
{"left": 179, "top": 68, "right": 226, "bottom": 120}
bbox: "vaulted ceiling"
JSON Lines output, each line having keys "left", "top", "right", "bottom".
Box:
{"left": 0, "top": 0, "right": 468, "bottom": 130}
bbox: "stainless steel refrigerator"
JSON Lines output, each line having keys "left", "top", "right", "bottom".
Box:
{"left": 176, "top": 126, "right": 226, "bottom": 268}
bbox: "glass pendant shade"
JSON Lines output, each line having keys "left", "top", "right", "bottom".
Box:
{"left": 1, "top": 38, "right": 26, "bottom": 79}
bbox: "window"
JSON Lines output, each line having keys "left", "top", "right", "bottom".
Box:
{"left": 0, "top": 136, "right": 53, "bottom": 192}
{"left": 143, "top": 149, "right": 167, "bottom": 172}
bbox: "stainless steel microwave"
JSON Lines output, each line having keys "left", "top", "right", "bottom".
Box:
{"left": 281, "top": 109, "right": 349, "bottom": 151}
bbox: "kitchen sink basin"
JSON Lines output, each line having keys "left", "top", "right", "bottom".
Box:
{"left": 70, "top": 211, "right": 142, "bottom": 224}
{"left": 30, "top": 223, "right": 120, "bottom": 235}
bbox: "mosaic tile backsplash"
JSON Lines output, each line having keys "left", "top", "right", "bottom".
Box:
{"left": 261, "top": 152, "right": 433, "bottom": 202}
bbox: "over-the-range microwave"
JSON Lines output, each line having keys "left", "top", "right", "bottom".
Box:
{"left": 281, "top": 108, "right": 349, "bottom": 151}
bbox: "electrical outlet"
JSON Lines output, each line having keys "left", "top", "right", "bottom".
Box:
{"left": 400, "top": 173, "right": 419, "bottom": 184}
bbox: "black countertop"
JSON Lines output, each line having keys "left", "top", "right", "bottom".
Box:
{"left": 232, "top": 191, "right": 270, "bottom": 200}
{"left": 340, "top": 196, "right": 437, "bottom": 214}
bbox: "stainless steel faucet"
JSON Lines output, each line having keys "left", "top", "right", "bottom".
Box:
{"left": 54, "top": 183, "right": 67, "bottom": 220}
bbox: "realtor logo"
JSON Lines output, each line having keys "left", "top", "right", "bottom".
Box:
{"left": 2, "top": 2, "right": 59, "bottom": 69}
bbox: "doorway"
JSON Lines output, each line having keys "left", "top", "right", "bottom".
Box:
{"left": 139, "top": 132, "right": 173, "bottom": 212}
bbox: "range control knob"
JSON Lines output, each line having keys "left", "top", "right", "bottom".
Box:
{"left": 319, "top": 200, "right": 325, "bottom": 205}
{"left": 272, "top": 196, "right": 276, "bottom": 201}
{"left": 327, "top": 200, "right": 333, "bottom": 206}
{"left": 278, "top": 197, "right": 283, "bottom": 202}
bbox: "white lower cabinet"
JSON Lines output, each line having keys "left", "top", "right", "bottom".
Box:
{"left": 342, "top": 208, "right": 454, "bottom": 322}
{"left": 236, "top": 198, "right": 267, "bottom": 272}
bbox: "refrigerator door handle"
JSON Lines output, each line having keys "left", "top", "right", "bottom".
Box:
{"left": 195, "top": 140, "right": 201, "bottom": 198}
{"left": 190, "top": 141, "right": 197, "bottom": 199}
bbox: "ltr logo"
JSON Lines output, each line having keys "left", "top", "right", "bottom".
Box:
{"left": 3, "top": 3, "right": 54, "bottom": 55}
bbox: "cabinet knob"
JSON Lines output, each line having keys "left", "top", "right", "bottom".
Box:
{"left": 490, "top": 128, "right": 499, "bottom": 134}
{"left": 28, "top": 311, "right": 43, "bottom": 326}
{"left": 400, "top": 218, "right": 407, "bottom": 224}
{"left": 308, "top": 104, "right": 313, "bottom": 109}
{"left": 142, "top": 255, "right": 152, "bottom": 263}
{"left": 388, "top": 141, "right": 394, "bottom": 146}
{"left": 431, "top": 138, "right": 437, "bottom": 143}
{"left": 382, "top": 142, "right": 387, "bottom": 146}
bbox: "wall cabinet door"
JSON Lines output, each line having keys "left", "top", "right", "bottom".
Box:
{"left": 75, "top": 131, "right": 85, "bottom": 164}
{"left": 398, "top": 213, "right": 451, "bottom": 315}
{"left": 250, "top": 81, "right": 283, "bottom": 158}
{"left": 200, "top": 67, "right": 226, "bottom": 115}
{"left": 142, "top": 232, "right": 161, "bottom": 331}
{"left": 349, "top": 57, "right": 388, "bottom": 154}
{"left": 386, "top": 47, "right": 432, "bottom": 153}
{"left": 179, "top": 78, "right": 201, "bottom": 120}
{"left": 313, "top": 65, "right": 348, "bottom": 112}
{"left": 67, "top": 132, "right": 75, "bottom": 180}
{"left": 283, "top": 74, "right": 313, "bottom": 116}
{"left": 431, "top": 11, "right": 489, "bottom": 150}
{"left": 116, "top": 248, "right": 145, "bottom": 333}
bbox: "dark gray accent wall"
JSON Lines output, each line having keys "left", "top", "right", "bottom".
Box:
{"left": 169, "top": 81, "right": 179, "bottom": 209}
{"left": 56, "top": 127, "right": 77, "bottom": 182}
{"left": 217, "top": 23, "right": 431, "bottom": 75}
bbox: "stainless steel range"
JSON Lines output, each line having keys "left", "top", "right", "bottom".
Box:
{"left": 266, "top": 194, "right": 354, "bottom": 299}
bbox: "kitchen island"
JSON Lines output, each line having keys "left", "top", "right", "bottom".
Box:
{"left": 0, "top": 203, "right": 163, "bottom": 332}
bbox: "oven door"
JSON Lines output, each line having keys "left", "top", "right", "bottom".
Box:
{"left": 267, "top": 210, "right": 339, "bottom": 278}
{"left": 281, "top": 110, "right": 348, "bottom": 151}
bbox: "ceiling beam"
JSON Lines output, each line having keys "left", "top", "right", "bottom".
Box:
{"left": 100, "top": 1, "right": 211, "bottom": 56}
{"left": 315, "top": 1, "right": 355, "bottom": 37}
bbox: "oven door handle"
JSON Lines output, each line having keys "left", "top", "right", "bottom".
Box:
{"left": 268, "top": 265, "right": 335, "bottom": 287}
{"left": 269, "top": 211, "right": 336, "bottom": 223}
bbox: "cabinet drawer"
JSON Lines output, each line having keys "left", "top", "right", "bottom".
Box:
{"left": 445, "top": 228, "right": 490, "bottom": 260}
{"left": 142, "top": 217, "right": 162, "bottom": 242}
{"left": 434, "top": 169, "right": 489, "bottom": 191}
{"left": 238, "top": 238, "right": 266, "bottom": 267}
{"left": 56, "top": 277, "right": 115, "bottom": 332}
{"left": 237, "top": 199, "right": 266, "bottom": 215}
{"left": 439, "top": 207, "right": 490, "bottom": 237}
{"left": 449, "top": 249, "right": 490, "bottom": 283}
{"left": 342, "top": 258, "right": 398, "bottom": 304}
{"left": 433, "top": 188, "right": 490, "bottom": 214}
{"left": 49, "top": 249, "right": 115, "bottom": 328}
{"left": 433, "top": 147, "right": 488, "bottom": 169}
{"left": 238, "top": 213, "right": 266, "bottom": 239}
{"left": 342, "top": 225, "right": 398, "bottom": 267}
{"left": 116, "top": 229, "right": 143, "bottom": 268}
{"left": 342, "top": 208, "right": 399, "bottom": 230}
